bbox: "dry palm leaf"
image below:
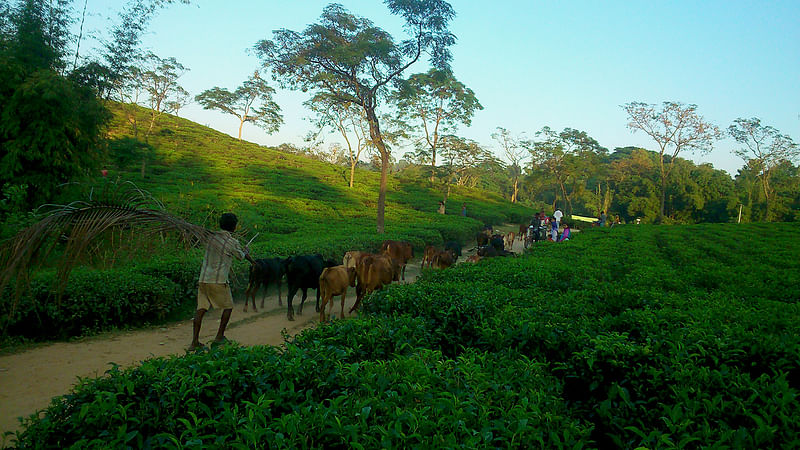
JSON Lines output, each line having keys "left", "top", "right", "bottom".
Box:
{"left": 0, "top": 181, "right": 241, "bottom": 314}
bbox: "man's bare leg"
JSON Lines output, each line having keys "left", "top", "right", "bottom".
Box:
{"left": 189, "top": 308, "right": 207, "bottom": 350}
{"left": 214, "top": 308, "right": 232, "bottom": 342}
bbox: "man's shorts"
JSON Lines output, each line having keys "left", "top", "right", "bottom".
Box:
{"left": 197, "top": 282, "right": 234, "bottom": 310}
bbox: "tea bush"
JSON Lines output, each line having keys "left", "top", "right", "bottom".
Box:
{"left": 0, "top": 265, "right": 190, "bottom": 340}
{"left": 10, "top": 222, "right": 800, "bottom": 447}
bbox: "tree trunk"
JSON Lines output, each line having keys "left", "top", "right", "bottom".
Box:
{"left": 511, "top": 178, "right": 518, "bottom": 203}
{"left": 141, "top": 157, "right": 146, "bottom": 179}
{"left": 349, "top": 163, "right": 356, "bottom": 188}
{"left": 238, "top": 119, "right": 244, "bottom": 141}
{"left": 658, "top": 155, "right": 667, "bottom": 222}
{"left": 376, "top": 150, "right": 388, "bottom": 233}
{"left": 558, "top": 178, "right": 572, "bottom": 215}
{"left": 429, "top": 132, "right": 437, "bottom": 183}
{"left": 366, "top": 106, "right": 387, "bottom": 234}
{"left": 761, "top": 173, "right": 771, "bottom": 221}
{"left": 147, "top": 112, "right": 156, "bottom": 136}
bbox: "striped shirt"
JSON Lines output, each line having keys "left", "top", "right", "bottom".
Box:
{"left": 198, "top": 231, "right": 245, "bottom": 284}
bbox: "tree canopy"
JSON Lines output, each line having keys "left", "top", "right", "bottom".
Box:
{"left": 393, "top": 68, "right": 482, "bottom": 181}
{"left": 622, "top": 101, "right": 722, "bottom": 221}
{"left": 195, "top": 71, "right": 283, "bottom": 140}
{"left": 255, "top": 0, "right": 456, "bottom": 233}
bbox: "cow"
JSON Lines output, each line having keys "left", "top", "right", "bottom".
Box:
{"left": 381, "top": 240, "right": 413, "bottom": 281}
{"left": 432, "top": 249, "right": 454, "bottom": 269}
{"left": 350, "top": 254, "right": 395, "bottom": 313}
{"left": 476, "top": 245, "right": 499, "bottom": 257}
{"left": 422, "top": 245, "right": 438, "bottom": 269}
{"left": 518, "top": 224, "right": 528, "bottom": 239}
{"left": 318, "top": 265, "right": 357, "bottom": 322}
{"left": 244, "top": 257, "right": 289, "bottom": 312}
{"left": 465, "top": 254, "right": 483, "bottom": 264}
{"left": 285, "top": 254, "right": 337, "bottom": 320}
{"left": 343, "top": 251, "right": 369, "bottom": 270}
{"left": 504, "top": 232, "right": 516, "bottom": 250}
{"left": 490, "top": 234, "right": 505, "bottom": 252}
{"left": 444, "top": 241, "right": 461, "bottom": 262}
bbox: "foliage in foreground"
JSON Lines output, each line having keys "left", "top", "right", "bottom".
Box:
{"left": 9, "top": 223, "right": 800, "bottom": 448}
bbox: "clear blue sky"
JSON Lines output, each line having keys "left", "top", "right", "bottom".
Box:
{"left": 81, "top": 0, "right": 800, "bottom": 176}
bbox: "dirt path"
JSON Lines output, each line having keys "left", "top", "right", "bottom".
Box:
{"left": 0, "top": 233, "right": 526, "bottom": 440}
{"left": 0, "top": 258, "right": 430, "bottom": 439}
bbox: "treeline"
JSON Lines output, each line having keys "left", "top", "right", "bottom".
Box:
{"left": 2, "top": 0, "right": 797, "bottom": 228}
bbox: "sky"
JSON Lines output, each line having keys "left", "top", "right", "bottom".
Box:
{"left": 77, "top": 0, "right": 800, "bottom": 176}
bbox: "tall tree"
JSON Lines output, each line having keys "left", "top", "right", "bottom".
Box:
{"left": 438, "top": 134, "right": 489, "bottom": 200}
{"left": 140, "top": 52, "right": 188, "bottom": 135}
{"left": 492, "top": 127, "right": 528, "bottom": 203}
{"left": 307, "top": 95, "right": 372, "bottom": 188}
{"left": 393, "top": 68, "right": 482, "bottom": 182}
{"left": 622, "top": 101, "right": 722, "bottom": 221}
{"left": 1, "top": 0, "right": 109, "bottom": 209}
{"left": 195, "top": 71, "right": 282, "bottom": 140}
{"left": 255, "top": 1, "right": 456, "bottom": 233}
{"left": 728, "top": 117, "right": 799, "bottom": 221}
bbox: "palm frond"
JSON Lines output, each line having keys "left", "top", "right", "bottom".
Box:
{"left": 0, "top": 181, "right": 230, "bottom": 314}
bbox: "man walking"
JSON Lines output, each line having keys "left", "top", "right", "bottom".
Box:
{"left": 190, "top": 212, "right": 255, "bottom": 351}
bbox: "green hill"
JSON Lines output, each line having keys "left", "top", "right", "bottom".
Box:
{"left": 103, "top": 103, "right": 531, "bottom": 254}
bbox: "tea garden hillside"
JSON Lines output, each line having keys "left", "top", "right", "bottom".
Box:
{"left": 0, "top": 102, "right": 535, "bottom": 343}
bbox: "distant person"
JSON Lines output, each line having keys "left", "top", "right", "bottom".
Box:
{"left": 598, "top": 211, "right": 607, "bottom": 227}
{"left": 559, "top": 223, "right": 571, "bottom": 242}
{"left": 553, "top": 208, "right": 563, "bottom": 227}
{"left": 101, "top": 167, "right": 108, "bottom": 178}
{"left": 438, "top": 201, "right": 446, "bottom": 214}
{"left": 461, "top": 203, "right": 467, "bottom": 217}
{"left": 190, "top": 212, "right": 255, "bottom": 351}
{"left": 530, "top": 212, "right": 542, "bottom": 244}
{"left": 550, "top": 216, "right": 559, "bottom": 241}
{"left": 636, "top": 218, "right": 641, "bottom": 225}
{"left": 613, "top": 215, "right": 621, "bottom": 227}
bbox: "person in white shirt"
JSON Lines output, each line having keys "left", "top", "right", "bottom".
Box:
{"left": 553, "top": 208, "right": 563, "bottom": 227}
{"left": 190, "top": 213, "right": 254, "bottom": 351}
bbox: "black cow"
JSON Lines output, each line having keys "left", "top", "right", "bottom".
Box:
{"left": 477, "top": 245, "right": 513, "bottom": 258}
{"left": 444, "top": 241, "right": 462, "bottom": 262}
{"left": 476, "top": 245, "right": 498, "bottom": 257}
{"left": 490, "top": 234, "right": 505, "bottom": 252}
{"left": 244, "top": 257, "right": 289, "bottom": 312}
{"left": 285, "top": 254, "right": 338, "bottom": 320}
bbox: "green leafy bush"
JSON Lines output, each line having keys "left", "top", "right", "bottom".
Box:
{"left": 1, "top": 259, "right": 199, "bottom": 340}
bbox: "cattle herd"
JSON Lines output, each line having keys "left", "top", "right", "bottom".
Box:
{"left": 244, "top": 228, "right": 524, "bottom": 323}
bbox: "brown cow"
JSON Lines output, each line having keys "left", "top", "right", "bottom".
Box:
{"left": 319, "top": 265, "right": 357, "bottom": 322}
{"left": 343, "top": 251, "right": 369, "bottom": 270}
{"left": 381, "top": 240, "right": 413, "bottom": 281}
{"left": 465, "top": 254, "right": 483, "bottom": 263}
{"left": 504, "top": 232, "right": 516, "bottom": 250}
{"left": 350, "top": 254, "right": 395, "bottom": 313}
{"left": 518, "top": 224, "right": 528, "bottom": 239}
{"left": 421, "top": 245, "right": 438, "bottom": 268}
{"left": 432, "top": 250, "right": 454, "bottom": 269}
